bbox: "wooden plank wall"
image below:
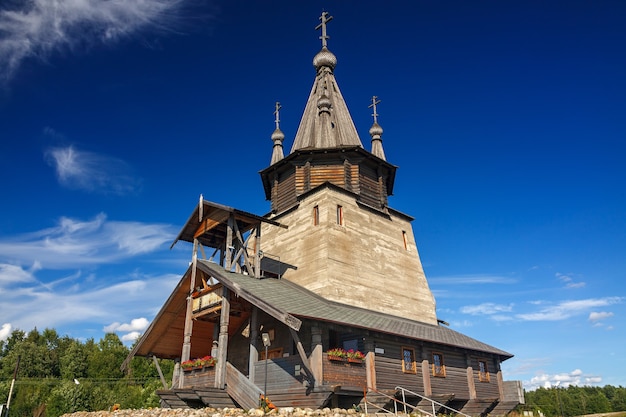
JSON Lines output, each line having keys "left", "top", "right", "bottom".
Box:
{"left": 429, "top": 351, "right": 470, "bottom": 400}
{"left": 181, "top": 367, "right": 216, "bottom": 388}
{"left": 322, "top": 354, "right": 367, "bottom": 391}
{"left": 274, "top": 173, "right": 297, "bottom": 213}
{"left": 252, "top": 355, "right": 306, "bottom": 392}
{"left": 375, "top": 355, "right": 424, "bottom": 393}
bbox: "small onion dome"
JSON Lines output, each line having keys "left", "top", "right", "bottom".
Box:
{"left": 317, "top": 94, "right": 332, "bottom": 112}
{"left": 271, "top": 128, "right": 285, "bottom": 142}
{"left": 369, "top": 122, "right": 383, "bottom": 138}
{"left": 313, "top": 47, "right": 337, "bottom": 71}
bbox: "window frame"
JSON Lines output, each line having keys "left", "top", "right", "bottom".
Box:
{"left": 336, "top": 205, "right": 344, "bottom": 226}
{"left": 401, "top": 346, "right": 417, "bottom": 374}
{"left": 432, "top": 352, "right": 446, "bottom": 377}
{"left": 478, "top": 360, "right": 490, "bottom": 382}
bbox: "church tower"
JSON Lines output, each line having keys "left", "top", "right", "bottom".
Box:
{"left": 259, "top": 12, "right": 437, "bottom": 325}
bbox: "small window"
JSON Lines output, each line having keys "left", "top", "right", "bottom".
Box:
{"left": 401, "top": 347, "right": 416, "bottom": 374}
{"left": 402, "top": 231, "right": 408, "bottom": 250}
{"left": 313, "top": 205, "right": 319, "bottom": 225}
{"left": 336, "top": 205, "right": 343, "bottom": 225}
{"left": 432, "top": 352, "right": 446, "bottom": 377}
{"left": 478, "top": 360, "right": 490, "bottom": 382}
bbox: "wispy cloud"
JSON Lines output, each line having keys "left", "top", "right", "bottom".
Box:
{"left": 0, "top": 213, "right": 177, "bottom": 269}
{"left": 517, "top": 297, "right": 623, "bottom": 322}
{"left": 460, "top": 302, "right": 514, "bottom": 315}
{"left": 0, "top": 0, "right": 189, "bottom": 82}
{"left": 556, "top": 272, "right": 586, "bottom": 289}
{"left": 45, "top": 145, "right": 142, "bottom": 195}
{"left": 430, "top": 274, "right": 517, "bottom": 285}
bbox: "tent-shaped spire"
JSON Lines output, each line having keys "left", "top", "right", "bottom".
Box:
{"left": 290, "top": 12, "right": 363, "bottom": 152}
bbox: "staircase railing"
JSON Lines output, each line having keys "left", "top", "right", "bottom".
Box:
{"left": 363, "top": 386, "right": 472, "bottom": 417}
{"left": 225, "top": 362, "right": 262, "bottom": 410}
{"left": 396, "top": 386, "right": 472, "bottom": 417}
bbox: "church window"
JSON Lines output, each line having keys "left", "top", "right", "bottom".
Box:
{"left": 402, "top": 231, "right": 408, "bottom": 250}
{"left": 432, "top": 352, "right": 446, "bottom": 377}
{"left": 401, "top": 347, "right": 416, "bottom": 373}
{"left": 313, "top": 205, "right": 319, "bottom": 225}
{"left": 478, "top": 360, "right": 490, "bottom": 382}
{"left": 336, "top": 205, "right": 343, "bottom": 225}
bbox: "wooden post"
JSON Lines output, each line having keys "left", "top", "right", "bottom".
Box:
{"left": 180, "top": 238, "right": 198, "bottom": 388}
{"left": 496, "top": 361, "right": 505, "bottom": 400}
{"left": 466, "top": 354, "right": 476, "bottom": 400}
{"left": 248, "top": 306, "right": 259, "bottom": 382}
{"left": 422, "top": 359, "right": 432, "bottom": 397}
{"left": 365, "top": 339, "right": 376, "bottom": 391}
{"left": 225, "top": 214, "right": 234, "bottom": 270}
{"left": 310, "top": 326, "right": 323, "bottom": 388}
{"left": 215, "top": 287, "right": 231, "bottom": 389}
{"left": 254, "top": 225, "right": 262, "bottom": 278}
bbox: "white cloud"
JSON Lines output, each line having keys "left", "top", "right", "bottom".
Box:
{"left": 517, "top": 297, "right": 623, "bottom": 322}
{"left": 460, "top": 302, "right": 514, "bottom": 315}
{"left": 589, "top": 311, "right": 614, "bottom": 322}
{"left": 121, "top": 331, "right": 142, "bottom": 343}
{"left": 0, "top": 263, "right": 37, "bottom": 286}
{"left": 45, "top": 145, "right": 142, "bottom": 195}
{"left": 0, "top": 323, "right": 12, "bottom": 341}
{"left": 0, "top": 0, "right": 189, "bottom": 82}
{"left": 0, "top": 213, "right": 176, "bottom": 269}
{"left": 104, "top": 317, "right": 149, "bottom": 333}
{"left": 526, "top": 369, "right": 602, "bottom": 391}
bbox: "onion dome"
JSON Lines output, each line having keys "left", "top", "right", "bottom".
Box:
{"left": 271, "top": 128, "right": 285, "bottom": 142}
{"left": 313, "top": 47, "right": 337, "bottom": 71}
{"left": 369, "top": 122, "right": 383, "bottom": 138}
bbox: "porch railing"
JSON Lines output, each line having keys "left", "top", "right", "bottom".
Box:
{"left": 363, "top": 386, "right": 472, "bottom": 417}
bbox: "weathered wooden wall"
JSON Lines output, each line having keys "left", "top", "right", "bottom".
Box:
{"left": 322, "top": 354, "right": 367, "bottom": 391}
{"left": 261, "top": 186, "right": 437, "bottom": 325}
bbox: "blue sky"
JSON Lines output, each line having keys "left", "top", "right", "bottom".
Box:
{"left": 0, "top": 0, "right": 624, "bottom": 391}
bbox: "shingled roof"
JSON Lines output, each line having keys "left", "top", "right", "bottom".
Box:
{"left": 197, "top": 260, "right": 513, "bottom": 359}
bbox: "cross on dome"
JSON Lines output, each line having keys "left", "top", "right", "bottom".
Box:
{"left": 274, "top": 101, "right": 282, "bottom": 129}
{"left": 316, "top": 11, "right": 333, "bottom": 48}
{"left": 369, "top": 96, "right": 381, "bottom": 124}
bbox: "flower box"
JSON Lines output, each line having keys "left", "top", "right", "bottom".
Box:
{"left": 328, "top": 355, "right": 345, "bottom": 362}
{"left": 347, "top": 357, "right": 363, "bottom": 364}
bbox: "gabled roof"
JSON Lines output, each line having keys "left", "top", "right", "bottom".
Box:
{"left": 198, "top": 262, "right": 513, "bottom": 359}
{"left": 171, "top": 199, "right": 286, "bottom": 249}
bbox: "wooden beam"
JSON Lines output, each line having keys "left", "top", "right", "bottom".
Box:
{"left": 248, "top": 306, "right": 259, "bottom": 383}
{"left": 152, "top": 355, "right": 168, "bottom": 389}
{"left": 289, "top": 328, "right": 315, "bottom": 387}
{"left": 194, "top": 217, "right": 222, "bottom": 239}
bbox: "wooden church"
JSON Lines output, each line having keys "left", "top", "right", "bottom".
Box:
{"left": 123, "top": 12, "right": 523, "bottom": 416}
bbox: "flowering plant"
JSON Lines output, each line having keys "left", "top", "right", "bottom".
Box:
{"left": 346, "top": 349, "right": 365, "bottom": 360}
{"left": 181, "top": 355, "right": 217, "bottom": 369}
{"left": 326, "top": 348, "right": 348, "bottom": 358}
